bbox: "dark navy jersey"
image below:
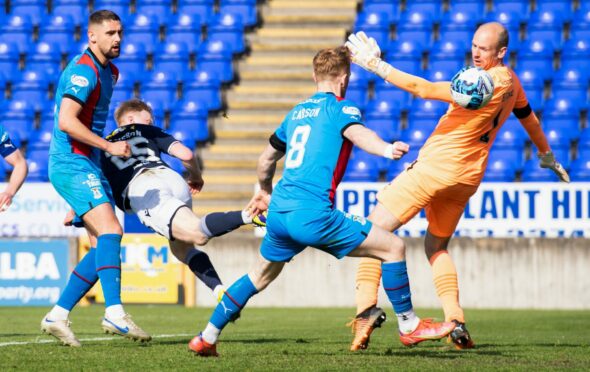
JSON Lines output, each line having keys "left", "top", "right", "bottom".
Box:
{"left": 101, "top": 123, "right": 179, "bottom": 210}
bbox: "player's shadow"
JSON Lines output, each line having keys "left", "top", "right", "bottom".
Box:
{"left": 154, "top": 337, "right": 294, "bottom": 346}
{"left": 477, "top": 342, "right": 587, "bottom": 349}
{"left": 128, "top": 188, "right": 162, "bottom": 211}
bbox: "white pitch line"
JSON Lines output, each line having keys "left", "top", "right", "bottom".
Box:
{"left": 0, "top": 333, "right": 194, "bottom": 347}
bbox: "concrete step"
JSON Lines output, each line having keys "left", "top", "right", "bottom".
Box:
{"left": 212, "top": 111, "right": 285, "bottom": 127}
{"left": 232, "top": 83, "right": 315, "bottom": 96}
{"left": 256, "top": 27, "right": 347, "bottom": 39}
{"left": 206, "top": 143, "right": 268, "bottom": 155}
{"left": 239, "top": 69, "right": 312, "bottom": 81}
{"left": 215, "top": 129, "right": 272, "bottom": 140}
{"left": 196, "top": 190, "right": 253, "bottom": 200}
{"left": 263, "top": 14, "right": 355, "bottom": 26}
{"left": 226, "top": 99, "right": 298, "bottom": 110}
{"left": 244, "top": 54, "right": 312, "bottom": 67}
{"left": 250, "top": 41, "right": 337, "bottom": 53}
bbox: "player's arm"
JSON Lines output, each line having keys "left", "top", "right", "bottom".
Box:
{"left": 0, "top": 149, "right": 27, "bottom": 211}
{"left": 168, "top": 141, "right": 204, "bottom": 194}
{"left": 345, "top": 31, "right": 453, "bottom": 103}
{"left": 247, "top": 139, "right": 285, "bottom": 215}
{"left": 59, "top": 98, "right": 130, "bottom": 157}
{"left": 343, "top": 124, "right": 409, "bottom": 159}
{"left": 514, "top": 104, "right": 569, "bottom": 182}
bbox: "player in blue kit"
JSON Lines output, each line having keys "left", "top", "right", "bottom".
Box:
{"left": 189, "top": 47, "right": 455, "bottom": 357}
{"left": 0, "top": 126, "right": 27, "bottom": 212}
{"left": 41, "top": 10, "right": 150, "bottom": 347}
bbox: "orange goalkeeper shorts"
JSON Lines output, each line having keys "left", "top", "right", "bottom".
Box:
{"left": 377, "top": 160, "right": 479, "bottom": 237}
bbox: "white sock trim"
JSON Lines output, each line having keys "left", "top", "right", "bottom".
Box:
{"left": 47, "top": 305, "right": 70, "bottom": 321}
{"left": 202, "top": 322, "right": 220, "bottom": 344}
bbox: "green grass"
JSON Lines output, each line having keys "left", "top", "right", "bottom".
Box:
{"left": 1, "top": 306, "right": 589, "bottom": 371}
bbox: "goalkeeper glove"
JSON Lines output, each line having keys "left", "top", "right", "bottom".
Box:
{"left": 538, "top": 151, "right": 570, "bottom": 183}
{"left": 345, "top": 31, "right": 393, "bottom": 80}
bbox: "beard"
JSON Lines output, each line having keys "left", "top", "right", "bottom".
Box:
{"left": 103, "top": 46, "right": 121, "bottom": 60}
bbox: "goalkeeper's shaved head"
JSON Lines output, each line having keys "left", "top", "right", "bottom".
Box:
{"left": 313, "top": 46, "right": 351, "bottom": 81}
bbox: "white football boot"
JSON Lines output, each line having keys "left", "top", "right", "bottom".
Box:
{"left": 40, "top": 314, "right": 81, "bottom": 347}
{"left": 101, "top": 313, "right": 152, "bottom": 342}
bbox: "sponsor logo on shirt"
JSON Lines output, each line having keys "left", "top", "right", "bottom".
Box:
{"left": 71, "top": 74, "right": 89, "bottom": 87}
{"left": 342, "top": 106, "right": 361, "bottom": 118}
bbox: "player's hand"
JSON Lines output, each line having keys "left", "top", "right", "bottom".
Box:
{"left": 63, "top": 209, "right": 75, "bottom": 226}
{"left": 106, "top": 141, "right": 131, "bottom": 158}
{"left": 246, "top": 190, "right": 271, "bottom": 216}
{"left": 345, "top": 31, "right": 393, "bottom": 79}
{"left": 0, "top": 192, "right": 13, "bottom": 212}
{"left": 538, "top": 151, "right": 570, "bottom": 183}
{"left": 187, "top": 176, "right": 204, "bottom": 194}
{"left": 391, "top": 141, "right": 410, "bottom": 160}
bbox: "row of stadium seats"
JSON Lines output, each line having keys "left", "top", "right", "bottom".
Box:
{"left": 1, "top": 0, "right": 259, "bottom": 27}
{"left": 356, "top": 7, "right": 590, "bottom": 51}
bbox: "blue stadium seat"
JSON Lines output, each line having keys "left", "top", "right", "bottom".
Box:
{"left": 220, "top": 0, "right": 258, "bottom": 28}
{"left": 207, "top": 13, "right": 246, "bottom": 54}
{"left": 38, "top": 14, "right": 75, "bottom": 54}
{"left": 363, "top": 99, "right": 401, "bottom": 143}
{"left": 345, "top": 69, "right": 369, "bottom": 111}
{"left": 491, "top": 148, "right": 525, "bottom": 171}
{"left": 167, "top": 126, "right": 196, "bottom": 148}
{"left": 542, "top": 97, "right": 581, "bottom": 126}
{"left": 136, "top": 0, "right": 172, "bottom": 25}
{"left": 26, "top": 155, "right": 49, "bottom": 182}
{"left": 140, "top": 71, "right": 177, "bottom": 111}
{"left": 166, "top": 13, "right": 203, "bottom": 53}
{"left": 1, "top": 15, "right": 33, "bottom": 49}
{"left": 115, "top": 42, "right": 147, "bottom": 82}
{"left": 0, "top": 75, "right": 5, "bottom": 99}
{"left": 344, "top": 151, "right": 380, "bottom": 182}
{"left": 483, "top": 150, "right": 518, "bottom": 182}
{"left": 126, "top": 14, "right": 160, "bottom": 53}
{"left": 536, "top": 0, "right": 573, "bottom": 22}
{"left": 110, "top": 71, "right": 135, "bottom": 103}
{"left": 408, "top": 99, "right": 448, "bottom": 128}
{"left": 153, "top": 41, "right": 190, "bottom": 80}
{"left": 485, "top": 10, "right": 523, "bottom": 51}
{"left": 532, "top": 145, "right": 570, "bottom": 167}
{"left": 11, "top": 0, "right": 46, "bottom": 25}
{"left": 405, "top": 0, "right": 441, "bottom": 22}
{"left": 495, "top": 117, "right": 527, "bottom": 149}
{"left": 373, "top": 79, "right": 411, "bottom": 111}
{"left": 578, "top": 128, "right": 590, "bottom": 151}
{"left": 522, "top": 159, "right": 566, "bottom": 182}
{"left": 550, "top": 67, "right": 589, "bottom": 109}
{"left": 439, "top": 9, "right": 479, "bottom": 43}
{"left": 11, "top": 69, "right": 50, "bottom": 106}
{"left": 177, "top": 0, "right": 215, "bottom": 21}
{"left": 182, "top": 70, "right": 222, "bottom": 111}
{"left": 161, "top": 153, "right": 185, "bottom": 174}
{"left": 28, "top": 128, "right": 52, "bottom": 150}
{"left": 26, "top": 41, "right": 62, "bottom": 77}
{"left": 570, "top": 7, "right": 590, "bottom": 42}
{"left": 515, "top": 39, "right": 555, "bottom": 81}
{"left": 0, "top": 159, "right": 6, "bottom": 181}
{"left": 0, "top": 100, "right": 35, "bottom": 141}
{"left": 400, "top": 125, "right": 431, "bottom": 147}
{"left": 560, "top": 37, "right": 590, "bottom": 71}
{"left": 170, "top": 99, "right": 209, "bottom": 142}
{"left": 428, "top": 40, "right": 466, "bottom": 74}
{"left": 525, "top": 10, "right": 564, "bottom": 50}
{"left": 51, "top": 0, "right": 89, "bottom": 26}
{"left": 0, "top": 40, "right": 20, "bottom": 82}
{"left": 383, "top": 40, "right": 423, "bottom": 76}
{"left": 569, "top": 158, "right": 590, "bottom": 181}
{"left": 396, "top": 10, "right": 434, "bottom": 49}
{"left": 514, "top": 67, "right": 544, "bottom": 110}
{"left": 448, "top": 0, "right": 486, "bottom": 16}
{"left": 354, "top": 11, "right": 392, "bottom": 47}
{"left": 426, "top": 67, "right": 455, "bottom": 82}
{"left": 196, "top": 40, "right": 234, "bottom": 83}
{"left": 362, "top": 0, "right": 400, "bottom": 23}
{"left": 93, "top": 0, "right": 131, "bottom": 19}
{"left": 543, "top": 121, "right": 579, "bottom": 150}
{"left": 386, "top": 149, "right": 420, "bottom": 180}
{"left": 490, "top": 0, "right": 530, "bottom": 16}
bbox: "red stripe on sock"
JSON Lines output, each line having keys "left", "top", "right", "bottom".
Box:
{"left": 384, "top": 282, "right": 410, "bottom": 291}
{"left": 224, "top": 292, "right": 243, "bottom": 308}
{"left": 96, "top": 265, "right": 121, "bottom": 272}
{"left": 73, "top": 270, "right": 95, "bottom": 285}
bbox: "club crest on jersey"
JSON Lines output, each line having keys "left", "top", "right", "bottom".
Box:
{"left": 91, "top": 187, "right": 103, "bottom": 199}
{"left": 71, "top": 74, "right": 89, "bottom": 87}
{"left": 83, "top": 173, "right": 101, "bottom": 189}
{"left": 342, "top": 106, "right": 361, "bottom": 118}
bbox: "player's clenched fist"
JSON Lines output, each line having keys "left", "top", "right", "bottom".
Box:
{"left": 384, "top": 141, "right": 410, "bottom": 160}
{"left": 106, "top": 140, "right": 131, "bottom": 157}
{"left": 345, "top": 31, "right": 393, "bottom": 79}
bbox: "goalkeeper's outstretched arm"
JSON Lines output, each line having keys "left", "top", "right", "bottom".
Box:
{"left": 345, "top": 31, "right": 453, "bottom": 103}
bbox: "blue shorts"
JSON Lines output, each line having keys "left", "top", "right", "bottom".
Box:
{"left": 49, "top": 153, "right": 114, "bottom": 219}
{"left": 260, "top": 208, "right": 373, "bottom": 262}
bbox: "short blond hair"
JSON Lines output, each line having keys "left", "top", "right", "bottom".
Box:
{"left": 313, "top": 46, "right": 351, "bottom": 80}
{"left": 114, "top": 99, "right": 153, "bottom": 124}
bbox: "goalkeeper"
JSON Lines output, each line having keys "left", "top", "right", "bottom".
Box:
{"left": 344, "top": 22, "right": 568, "bottom": 350}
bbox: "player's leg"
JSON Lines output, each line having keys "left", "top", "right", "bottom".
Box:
{"left": 424, "top": 183, "right": 478, "bottom": 349}
{"left": 169, "top": 239, "right": 225, "bottom": 300}
{"left": 41, "top": 232, "right": 98, "bottom": 347}
{"left": 190, "top": 255, "right": 286, "bottom": 356}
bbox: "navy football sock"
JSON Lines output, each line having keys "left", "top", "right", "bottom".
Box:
{"left": 185, "top": 249, "right": 222, "bottom": 291}
{"left": 200, "top": 211, "right": 245, "bottom": 238}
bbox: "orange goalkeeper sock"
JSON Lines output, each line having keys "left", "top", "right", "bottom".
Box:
{"left": 430, "top": 250, "right": 464, "bottom": 323}
{"left": 355, "top": 258, "right": 382, "bottom": 315}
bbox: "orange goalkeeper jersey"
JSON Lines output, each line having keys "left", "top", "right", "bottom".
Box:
{"left": 417, "top": 65, "right": 529, "bottom": 185}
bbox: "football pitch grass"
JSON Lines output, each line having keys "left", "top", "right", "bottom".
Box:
{"left": 1, "top": 306, "right": 588, "bottom": 371}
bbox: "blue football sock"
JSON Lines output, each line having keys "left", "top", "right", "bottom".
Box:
{"left": 382, "top": 261, "right": 413, "bottom": 314}
{"left": 56, "top": 247, "right": 98, "bottom": 311}
{"left": 209, "top": 274, "right": 258, "bottom": 330}
{"left": 185, "top": 249, "right": 222, "bottom": 291}
{"left": 200, "top": 211, "right": 245, "bottom": 238}
{"left": 95, "top": 234, "right": 122, "bottom": 307}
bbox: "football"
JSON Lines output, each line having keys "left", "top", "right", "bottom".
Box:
{"left": 450, "top": 66, "right": 494, "bottom": 110}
